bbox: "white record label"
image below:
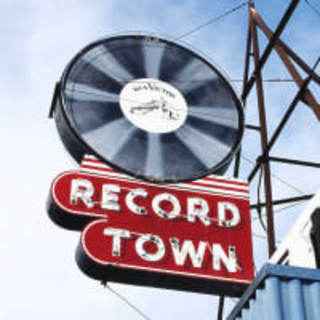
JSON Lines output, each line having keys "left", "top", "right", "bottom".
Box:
{"left": 120, "top": 78, "right": 188, "bottom": 133}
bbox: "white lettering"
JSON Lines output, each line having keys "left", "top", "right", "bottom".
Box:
{"left": 136, "top": 234, "right": 165, "bottom": 262}
{"left": 187, "top": 198, "right": 211, "bottom": 226}
{"left": 103, "top": 228, "right": 131, "bottom": 257}
{"left": 126, "top": 188, "right": 147, "bottom": 215}
{"left": 170, "top": 238, "right": 207, "bottom": 268}
{"left": 212, "top": 244, "right": 237, "bottom": 272}
{"left": 218, "top": 202, "right": 241, "bottom": 228}
{"left": 70, "top": 179, "right": 94, "bottom": 208}
{"left": 152, "top": 193, "right": 181, "bottom": 219}
{"left": 101, "top": 184, "right": 121, "bottom": 211}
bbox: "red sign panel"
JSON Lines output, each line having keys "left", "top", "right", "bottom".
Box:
{"left": 48, "top": 156, "right": 254, "bottom": 296}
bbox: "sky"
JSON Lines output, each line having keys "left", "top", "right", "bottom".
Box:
{"left": 1, "top": 0, "right": 320, "bottom": 319}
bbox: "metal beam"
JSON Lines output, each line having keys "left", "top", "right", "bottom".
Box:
{"left": 250, "top": 6, "right": 276, "bottom": 256}
{"left": 248, "top": 60, "right": 320, "bottom": 182}
{"left": 251, "top": 194, "right": 314, "bottom": 209}
{"left": 49, "top": 82, "right": 60, "bottom": 118}
{"left": 269, "top": 156, "right": 320, "bottom": 168}
{"left": 217, "top": 296, "right": 224, "bottom": 320}
{"left": 251, "top": 8, "right": 320, "bottom": 120}
{"left": 242, "top": 0, "right": 300, "bottom": 101}
{"left": 234, "top": 2, "right": 253, "bottom": 180}
{"left": 245, "top": 124, "right": 261, "bottom": 131}
{"left": 251, "top": 10, "right": 320, "bottom": 86}
{"left": 231, "top": 78, "right": 295, "bottom": 83}
{"left": 311, "top": 209, "right": 320, "bottom": 268}
{"left": 242, "top": 6, "right": 253, "bottom": 97}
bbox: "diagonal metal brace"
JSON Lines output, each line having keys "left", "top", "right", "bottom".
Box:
{"left": 251, "top": 8, "right": 320, "bottom": 120}
{"left": 242, "top": 0, "right": 300, "bottom": 101}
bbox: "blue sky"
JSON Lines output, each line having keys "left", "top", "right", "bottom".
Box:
{"left": 1, "top": 0, "right": 320, "bottom": 319}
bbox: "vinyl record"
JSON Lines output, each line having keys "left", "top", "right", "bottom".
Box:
{"left": 53, "top": 34, "right": 244, "bottom": 183}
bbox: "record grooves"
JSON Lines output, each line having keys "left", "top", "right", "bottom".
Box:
{"left": 52, "top": 34, "right": 244, "bottom": 182}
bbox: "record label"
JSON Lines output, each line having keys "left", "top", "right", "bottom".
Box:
{"left": 119, "top": 78, "right": 188, "bottom": 133}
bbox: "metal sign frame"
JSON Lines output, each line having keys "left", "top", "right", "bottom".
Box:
{"left": 47, "top": 157, "right": 254, "bottom": 297}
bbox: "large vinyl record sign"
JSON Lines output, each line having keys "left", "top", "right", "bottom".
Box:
{"left": 51, "top": 34, "right": 244, "bottom": 183}
{"left": 47, "top": 156, "right": 254, "bottom": 297}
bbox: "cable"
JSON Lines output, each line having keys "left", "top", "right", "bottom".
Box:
{"left": 241, "top": 154, "right": 305, "bottom": 195}
{"left": 230, "top": 79, "right": 295, "bottom": 83}
{"left": 256, "top": 167, "right": 267, "bottom": 232}
{"left": 251, "top": 202, "right": 306, "bottom": 245}
{"left": 305, "top": 0, "right": 320, "bottom": 19}
{"left": 253, "top": 232, "right": 267, "bottom": 240}
{"left": 252, "top": 201, "right": 305, "bottom": 222}
{"left": 174, "top": 1, "right": 248, "bottom": 41}
{"left": 274, "top": 201, "right": 306, "bottom": 213}
{"left": 106, "top": 284, "right": 153, "bottom": 320}
{"left": 240, "top": 154, "right": 309, "bottom": 236}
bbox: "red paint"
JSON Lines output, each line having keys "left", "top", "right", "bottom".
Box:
{"left": 50, "top": 170, "right": 254, "bottom": 284}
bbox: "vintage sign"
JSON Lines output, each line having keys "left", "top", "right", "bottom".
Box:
{"left": 51, "top": 34, "right": 245, "bottom": 183}
{"left": 47, "top": 156, "right": 254, "bottom": 296}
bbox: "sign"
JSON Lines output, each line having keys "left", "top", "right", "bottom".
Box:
{"left": 48, "top": 156, "right": 254, "bottom": 296}
{"left": 51, "top": 34, "right": 245, "bottom": 183}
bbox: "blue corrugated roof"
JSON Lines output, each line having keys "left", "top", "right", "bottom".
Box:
{"left": 227, "top": 264, "right": 320, "bottom": 320}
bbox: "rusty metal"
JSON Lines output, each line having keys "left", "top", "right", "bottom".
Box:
{"left": 245, "top": 125, "right": 261, "bottom": 131}
{"left": 250, "top": 3, "right": 276, "bottom": 256}
{"left": 251, "top": 8, "right": 320, "bottom": 120}
{"left": 251, "top": 10, "right": 320, "bottom": 85}
{"left": 233, "top": 2, "right": 253, "bottom": 180}
{"left": 248, "top": 67, "right": 318, "bottom": 182}
{"left": 269, "top": 156, "right": 320, "bottom": 168}
{"left": 217, "top": 296, "right": 225, "bottom": 320}
{"left": 242, "top": 0, "right": 300, "bottom": 101}
{"left": 250, "top": 194, "right": 314, "bottom": 210}
{"left": 237, "top": 0, "right": 320, "bottom": 264}
{"left": 216, "top": 2, "right": 320, "bottom": 313}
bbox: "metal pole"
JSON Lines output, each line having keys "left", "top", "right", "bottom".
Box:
{"left": 311, "top": 209, "right": 320, "bottom": 268}
{"left": 251, "top": 10, "right": 320, "bottom": 86}
{"left": 242, "top": 0, "right": 300, "bottom": 101}
{"left": 251, "top": 9, "right": 320, "bottom": 119}
{"left": 242, "top": 4, "right": 253, "bottom": 96}
{"left": 217, "top": 296, "right": 225, "bottom": 320}
{"left": 250, "top": 194, "right": 314, "bottom": 209}
{"left": 245, "top": 124, "right": 261, "bottom": 131}
{"left": 268, "top": 156, "right": 320, "bottom": 168}
{"left": 234, "top": 0, "right": 253, "bottom": 179}
{"left": 250, "top": 6, "right": 276, "bottom": 256}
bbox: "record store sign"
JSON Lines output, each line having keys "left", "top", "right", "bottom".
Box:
{"left": 48, "top": 34, "right": 250, "bottom": 296}
{"left": 48, "top": 156, "right": 254, "bottom": 297}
